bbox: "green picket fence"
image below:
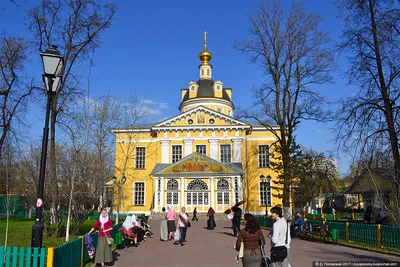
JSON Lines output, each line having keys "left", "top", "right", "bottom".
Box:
{"left": 53, "top": 223, "right": 122, "bottom": 267}
{"left": 349, "top": 223, "right": 378, "bottom": 246}
{"left": 259, "top": 216, "right": 400, "bottom": 249}
{"left": 324, "top": 221, "right": 347, "bottom": 241}
{"left": 381, "top": 224, "right": 400, "bottom": 249}
{"left": 0, "top": 246, "right": 47, "bottom": 267}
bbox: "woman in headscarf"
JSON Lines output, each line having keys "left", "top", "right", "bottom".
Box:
{"left": 167, "top": 204, "right": 176, "bottom": 241}
{"left": 160, "top": 207, "right": 168, "bottom": 241}
{"left": 131, "top": 214, "right": 146, "bottom": 242}
{"left": 121, "top": 216, "right": 137, "bottom": 247}
{"left": 206, "top": 207, "right": 216, "bottom": 230}
{"left": 88, "top": 208, "right": 113, "bottom": 267}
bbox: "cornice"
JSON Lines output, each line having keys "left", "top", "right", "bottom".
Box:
{"left": 179, "top": 98, "right": 235, "bottom": 111}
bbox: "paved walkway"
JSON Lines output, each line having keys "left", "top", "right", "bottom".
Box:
{"left": 109, "top": 219, "right": 399, "bottom": 267}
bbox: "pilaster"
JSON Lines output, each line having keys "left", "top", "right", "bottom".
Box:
{"left": 160, "top": 140, "right": 171, "bottom": 163}
{"left": 209, "top": 139, "right": 219, "bottom": 160}
{"left": 183, "top": 139, "right": 194, "bottom": 157}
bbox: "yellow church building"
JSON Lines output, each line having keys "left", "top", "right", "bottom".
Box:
{"left": 112, "top": 33, "right": 283, "bottom": 215}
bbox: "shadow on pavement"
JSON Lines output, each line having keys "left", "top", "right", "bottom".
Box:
{"left": 218, "top": 231, "right": 236, "bottom": 237}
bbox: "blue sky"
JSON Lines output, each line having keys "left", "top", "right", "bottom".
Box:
{"left": 1, "top": 0, "right": 355, "bottom": 175}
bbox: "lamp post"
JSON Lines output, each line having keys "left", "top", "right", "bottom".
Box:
{"left": 31, "top": 46, "right": 64, "bottom": 248}
{"left": 113, "top": 175, "right": 127, "bottom": 224}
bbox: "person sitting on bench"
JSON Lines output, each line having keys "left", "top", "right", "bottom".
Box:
{"left": 291, "top": 212, "right": 305, "bottom": 238}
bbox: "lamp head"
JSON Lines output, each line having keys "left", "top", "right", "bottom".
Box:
{"left": 266, "top": 175, "right": 272, "bottom": 183}
{"left": 40, "top": 45, "right": 65, "bottom": 77}
{"left": 260, "top": 174, "right": 265, "bottom": 182}
{"left": 112, "top": 176, "right": 117, "bottom": 183}
{"left": 121, "top": 176, "right": 127, "bottom": 184}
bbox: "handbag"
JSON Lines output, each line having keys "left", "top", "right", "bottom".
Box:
{"left": 187, "top": 221, "right": 191, "bottom": 227}
{"left": 236, "top": 240, "right": 244, "bottom": 261}
{"left": 259, "top": 230, "right": 270, "bottom": 267}
{"left": 106, "top": 236, "right": 114, "bottom": 245}
{"left": 270, "top": 222, "right": 289, "bottom": 262}
{"left": 174, "top": 229, "right": 180, "bottom": 241}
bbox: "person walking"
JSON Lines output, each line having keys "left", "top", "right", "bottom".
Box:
{"left": 160, "top": 207, "right": 168, "bottom": 241}
{"left": 174, "top": 206, "right": 189, "bottom": 246}
{"left": 206, "top": 207, "right": 216, "bottom": 230}
{"left": 232, "top": 207, "right": 242, "bottom": 237}
{"left": 192, "top": 207, "right": 199, "bottom": 221}
{"left": 88, "top": 208, "right": 113, "bottom": 267}
{"left": 235, "top": 216, "right": 265, "bottom": 267}
{"left": 167, "top": 204, "right": 176, "bottom": 241}
{"left": 269, "top": 206, "right": 291, "bottom": 267}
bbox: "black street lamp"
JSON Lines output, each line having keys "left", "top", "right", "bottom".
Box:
{"left": 31, "top": 46, "right": 64, "bottom": 248}
{"left": 260, "top": 175, "right": 272, "bottom": 218}
{"left": 113, "top": 175, "right": 127, "bottom": 224}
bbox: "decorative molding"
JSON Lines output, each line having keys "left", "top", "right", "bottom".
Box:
{"left": 179, "top": 99, "right": 234, "bottom": 111}
{"left": 154, "top": 106, "right": 245, "bottom": 128}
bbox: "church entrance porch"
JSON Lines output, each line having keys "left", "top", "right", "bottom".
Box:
{"left": 150, "top": 152, "right": 243, "bottom": 213}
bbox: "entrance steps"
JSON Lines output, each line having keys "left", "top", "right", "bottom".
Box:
{"left": 151, "top": 212, "right": 230, "bottom": 221}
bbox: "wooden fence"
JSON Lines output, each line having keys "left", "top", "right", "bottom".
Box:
{"left": 0, "top": 246, "right": 51, "bottom": 267}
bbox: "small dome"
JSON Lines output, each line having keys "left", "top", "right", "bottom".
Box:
{"left": 196, "top": 79, "right": 214, "bottom": 97}
{"left": 199, "top": 50, "right": 212, "bottom": 64}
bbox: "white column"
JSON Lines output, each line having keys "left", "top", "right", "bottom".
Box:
{"left": 210, "top": 177, "right": 215, "bottom": 208}
{"left": 237, "top": 176, "right": 243, "bottom": 200}
{"left": 180, "top": 177, "right": 185, "bottom": 207}
{"left": 232, "top": 138, "right": 242, "bottom": 163}
{"left": 231, "top": 176, "right": 235, "bottom": 205}
{"left": 155, "top": 177, "right": 159, "bottom": 211}
{"left": 183, "top": 139, "right": 194, "bottom": 157}
{"left": 209, "top": 139, "right": 219, "bottom": 160}
{"left": 160, "top": 140, "right": 171, "bottom": 163}
{"left": 160, "top": 177, "right": 164, "bottom": 208}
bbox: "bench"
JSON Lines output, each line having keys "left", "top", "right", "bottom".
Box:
{"left": 297, "top": 223, "right": 331, "bottom": 243}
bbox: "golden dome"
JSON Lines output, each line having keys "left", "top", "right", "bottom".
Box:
{"left": 199, "top": 31, "right": 212, "bottom": 64}
{"left": 199, "top": 50, "right": 212, "bottom": 64}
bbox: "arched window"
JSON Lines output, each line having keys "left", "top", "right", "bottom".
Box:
{"left": 217, "top": 178, "right": 230, "bottom": 206}
{"left": 186, "top": 179, "right": 209, "bottom": 206}
{"left": 166, "top": 179, "right": 179, "bottom": 205}
{"left": 187, "top": 179, "right": 208, "bottom": 191}
{"left": 217, "top": 179, "right": 229, "bottom": 190}
{"left": 167, "top": 179, "right": 179, "bottom": 190}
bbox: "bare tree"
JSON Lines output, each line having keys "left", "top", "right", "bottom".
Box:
{"left": 335, "top": 0, "right": 400, "bottom": 197}
{"left": 26, "top": 0, "right": 116, "bottom": 230}
{"left": 234, "top": 0, "right": 334, "bottom": 214}
{"left": 0, "top": 35, "right": 33, "bottom": 166}
{"left": 113, "top": 92, "right": 153, "bottom": 223}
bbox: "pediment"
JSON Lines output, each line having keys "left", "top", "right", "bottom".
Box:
{"left": 152, "top": 106, "right": 249, "bottom": 129}
{"left": 152, "top": 152, "right": 242, "bottom": 176}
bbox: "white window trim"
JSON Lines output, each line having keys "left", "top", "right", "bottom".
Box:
{"left": 195, "top": 144, "right": 207, "bottom": 155}
{"left": 134, "top": 146, "right": 146, "bottom": 169}
{"left": 258, "top": 181, "right": 272, "bottom": 207}
{"left": 171, "top": 145, "right": 182, "bottom": 163}
{"left": 258, "top": 144, "right": 270, "bottom": 168}
{"left": 220, "top": 144, "right": 232, "bottom": 163}
{"left": 133, "top": 181, "right": 146, "bottom": 206}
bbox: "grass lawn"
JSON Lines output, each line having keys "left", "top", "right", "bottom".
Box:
{"left": 0, "top": 218, "right": 97, "bottom": 248}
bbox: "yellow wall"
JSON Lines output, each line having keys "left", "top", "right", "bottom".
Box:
{"left": 114, "top": 125, "right": 284, "bottom": 215}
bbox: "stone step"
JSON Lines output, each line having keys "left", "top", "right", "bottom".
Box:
{"left": 151, "top": 212, "right": 230, "bottom": 221}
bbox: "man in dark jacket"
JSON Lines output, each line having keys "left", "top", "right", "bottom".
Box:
{"left": 232, "top": 207, "right": 242, "bottom": 237}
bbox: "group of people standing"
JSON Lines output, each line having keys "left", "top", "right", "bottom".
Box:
{"left": 159, "top": 205, "right": 190, "bottom": 246}
{"left": 235, "top": 206, "right": 291, "bottom": 267}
